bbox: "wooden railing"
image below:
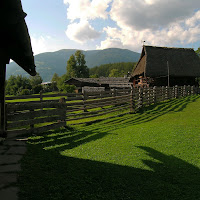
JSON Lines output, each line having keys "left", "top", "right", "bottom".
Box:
{"left": 4, "top": 86, "right": 200, "bottom": 138}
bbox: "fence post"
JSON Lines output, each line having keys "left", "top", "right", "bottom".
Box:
{"left": 172, "top": 86, "right": 175, "bottom": 99}
{"left": 153, "top": 86, "right": 157, "bottom": 104}
{"left": 138, "top": 87, "right": 143, "bottom": 108}
{"left": 161, "top": 86, "right": 165, "bottom": 101}
{"left": 40, "top": 91, "right": 43, "bottom": 102}
{"left": 30, "top": 109, "right": 35, "bottom": 134}
{"left": 183, "top": 85, "right": 186, "bottom": 97}
{"left": 83, "top": 91, "right": 87, "bottom": 112}
{"left": 191, "top": 85, "right": 194, "bottom": 95}
{"left": 114, "top": 89, "right": 117, "bottom": 97}
{"left": 59, "top": 97, "right": 66, "bottom": 127}
{"left": 175, "top": 85, "right": 178, "bottom": 98}
{"left": 147, "top": 87, "right": 150, "bottom": 106}
{"left": 130, "top": 86, "right": 135, "bottom": 113}
{"left": 180, "top": 86, "right": 183, "bottom": 97}
{"left": 165, "top": 86, "right": 168, "bottom": 100}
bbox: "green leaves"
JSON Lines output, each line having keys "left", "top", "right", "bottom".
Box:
{"left": 6, "top": 75, "right": 31, "bottom": 95}
{"left": 66, "top": 51, "right": 89, "bottom": 78}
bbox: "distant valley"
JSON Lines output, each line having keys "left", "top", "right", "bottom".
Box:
{"left": 6, "top": 48, "right": 140, "bottom": 82}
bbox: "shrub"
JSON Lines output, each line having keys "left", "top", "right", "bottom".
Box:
{"left": 19, "top": 89, "right": 31, "bottom": 96}
{"left": 32, "top": 85, "right": 43, "bottom": 94}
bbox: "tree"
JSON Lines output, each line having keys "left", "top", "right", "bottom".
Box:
{"left": 51, "top": 73, "right": 59, "bottom": 91}
{"left": 75, "top": 50, "right": 89, "bottom": 78}
{"left": 89, "top": 62, "right": 136, "bottom": 77}
{"left": 57, "top": 74, "right": 75, "bottom": 92}
{"left": 6, "top": 75, "right": 31, "bottom": 95}
{"left": 196, "top": 48, "right": 200, "bottom": 57}
{"left": 109, "top": 68, "right": 124, "bottom": 77}
{"left": 51, "top": 73, "right": 59, "bottom": 83}
{"left": 66, "top": 54, "right": 77, "bottom": 78}
{"left": 29, "top": 73, "right": 42, "bottom": 87}
{"left": 29, "top": 73, "right": 43, "bottom": 94}
{"left": 66, "top": 50, "right": 89, "bottom": 78}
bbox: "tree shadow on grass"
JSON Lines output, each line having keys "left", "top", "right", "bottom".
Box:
{"left": 18, "top": 146, "right": 200, "bottom": 200}
{"left": 29, "top": 95, "right": 200, "bottom": 152}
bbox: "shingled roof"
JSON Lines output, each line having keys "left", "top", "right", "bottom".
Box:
{"left": 65, "top": 77, "right": 132, "bottom": 88}
{"left": 132, "top": 46, "right": 200, "bottom": 78}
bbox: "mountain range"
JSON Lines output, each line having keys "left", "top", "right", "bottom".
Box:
{"left": 6, "top": 48, "right": 140, "bottom": 82}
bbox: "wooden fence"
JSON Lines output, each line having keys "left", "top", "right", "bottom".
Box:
{"left": 4, "top": 85, "right": 200, "bottom": 138}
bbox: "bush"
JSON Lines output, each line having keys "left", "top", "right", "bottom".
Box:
{"left": 62, "top": 84, "right": 76, "bottom": 93}
{"left": 32, "top": 85, "right": 43, "bottom": 94}
{"left": 19, "top": 89, "right": 31, "bottom": 96}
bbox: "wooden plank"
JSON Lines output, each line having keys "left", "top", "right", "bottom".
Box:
{"left": 66, "top": 96, "right": 83, "bottom": 101}
{"left": 6, "top": 94, "right": 41, "bottom": 100}
{"left": 7, "top": 115, "right": 63, "bottom": 129}
{"left": 7, "top": 108, "right": 61, "bottom": 121}
{"left": 85, "top": 99, "right": 129, "bottom": 110}
{"left": 85, "top": 95, "right": 130, "bottom": 106}
{"left": 69, "top": 112, "right": 130, "bottom": 126}
{"left": 7, "top": 128, "right": 28, "bottom": 138}
{"left": 7, "top": 102, "right": 63, "bottom": 112}
{"left": 0, "top": 62, "right": 6, "bottom": 137}
{"left": 66, "top": 104, "right": 130, "bottom": 122}
{"left": 42, "top": 93, "right": 82, "bottom": 98}
{"left": 66, "top": 104, "right": 129, "bottom": 118}
{"left": 84, "top": 94, "right": 131, "bottom": 104}
{"left": 6, "top": 92, "right": 83, "bottom": 100}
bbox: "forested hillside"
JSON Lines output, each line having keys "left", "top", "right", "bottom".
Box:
{"left": 6, "top": 48, "right": 140, "bottom": 82}
{"left": 89, "top": 62, "right": 136, "bottom": 77}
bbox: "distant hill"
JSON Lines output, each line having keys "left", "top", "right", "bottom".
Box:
{"left": 6, "top": 48, "right": 140, "bottom": 82}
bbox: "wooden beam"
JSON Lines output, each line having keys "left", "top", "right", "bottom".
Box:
{"left": 0, "top": 62, "right": 7, "bottom": 137}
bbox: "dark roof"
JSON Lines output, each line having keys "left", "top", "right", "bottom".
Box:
{"left": 132, "top": 46, "right": 200, "bottom": 77}
{"left": 1, "top": 0, "right": 36, "bottom": 76}
{"left": 65, "top": 77, "right": 132, "bottom": 88}
{"left": 66, "top": 77, "right": 131, "bottom": 84}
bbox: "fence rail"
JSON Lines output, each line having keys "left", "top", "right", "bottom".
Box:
{"left": 4, "top": 85, "right": 200, "bottom": 138}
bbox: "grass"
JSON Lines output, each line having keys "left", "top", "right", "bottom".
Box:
{"left": 18, "top": 95, "right": 200, "bottom": 200}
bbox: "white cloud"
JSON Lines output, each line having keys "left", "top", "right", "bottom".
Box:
{"left": 98, "top": 22, "right": 200, "bottom": 52}
{"left": 65, "top": 20, "right": 101, "bottom": 44}
{"left": 62, "top": 0, "right": 200, "bottom": 51}
{"left": 185, "top": 10, "right": 200, "bottom": 27}
{"left": 97, "top": 0, "right": 200, "bottom": 51}
{"left": 96, "top": 37, "right": 123, "bottom": 49}
{"left": 63, "top": 0, "right": 112, "bottom": 21}
{"left": 110, "top": 0, "right": 200, "bottom": 30}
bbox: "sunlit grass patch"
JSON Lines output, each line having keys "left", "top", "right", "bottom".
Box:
{"left": 18, "top": 95, "right": 200, "bottom": 200}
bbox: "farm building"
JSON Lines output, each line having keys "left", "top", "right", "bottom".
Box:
{"left": 131, "top": 46, "right": 200, "bottom": 87}
{"left": 65, "top": 77, "right": 132, "bottom": 93}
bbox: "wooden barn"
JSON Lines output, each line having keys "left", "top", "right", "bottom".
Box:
{"left": 65, "top": 77, "right": 132, "bottom": 93}
{"left": 131, "top": 46, "right": 200, "bottom": 87}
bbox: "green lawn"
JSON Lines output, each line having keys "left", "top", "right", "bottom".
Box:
{"left": 18, "top": 95, "right": 200, "bottom": 200}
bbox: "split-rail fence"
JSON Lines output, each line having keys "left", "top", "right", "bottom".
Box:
{"left": 4, "top": 85, "right": 200, "bottom": 138}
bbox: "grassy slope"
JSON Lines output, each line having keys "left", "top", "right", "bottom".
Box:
{"left": 18, "top": 95, "right": 200, "bottom": 200}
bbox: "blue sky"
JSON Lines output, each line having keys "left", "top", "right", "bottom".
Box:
{"left": 22, "top": 0, "right": 200, "bottom": 55}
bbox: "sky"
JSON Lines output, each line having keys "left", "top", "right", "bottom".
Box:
{"left": 22, "top": 0, "right": 200, "bottom": 55}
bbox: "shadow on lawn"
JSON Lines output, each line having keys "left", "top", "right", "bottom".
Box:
{"left": 29, "top": 95, "right": 200, "bottom": 151}
{"left": 93, "top": 94, "right": 200, "bottom": 129}
{"left": 19, "top": 146, "right": 200, "bottom": 200}
{"left": 18, "top": 95, "right": 200, "bottom": 199}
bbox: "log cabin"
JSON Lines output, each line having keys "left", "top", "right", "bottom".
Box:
{"left": 131, "top": 46, "right": 200, "bottom": 87}
{"left": 65, "top": 77, "right": 132, "bottom": 93}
